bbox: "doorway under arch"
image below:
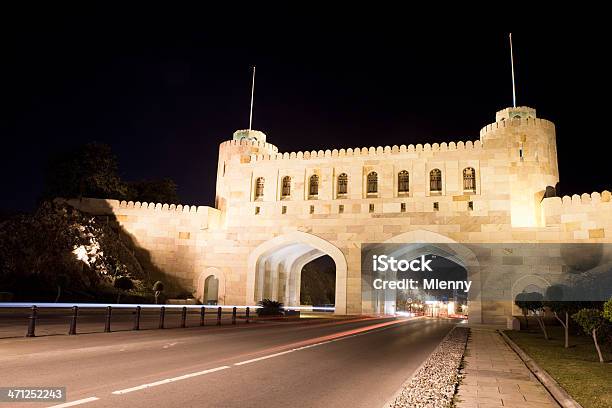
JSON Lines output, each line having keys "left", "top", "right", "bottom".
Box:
{"left": 204, "top": 275, "right": 220, "bottom": 305}
{"left": 365, "top": 229, "right": 481, "bottom": 322}
{"left": 300, "top": 255, "right": 336, "bottom": 307}
{"left": 195, "top": 267, "right": 226, "bottom": 305}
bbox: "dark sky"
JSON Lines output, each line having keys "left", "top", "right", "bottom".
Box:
{"left": 2, "top": 10, "right": 611, "bottom": 212}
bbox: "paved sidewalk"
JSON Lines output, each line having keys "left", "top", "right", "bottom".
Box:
{"left": 455, "top": 327, "right": 559, "bottom": 408}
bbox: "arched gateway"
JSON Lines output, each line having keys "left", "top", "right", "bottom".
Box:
{"left": 361, "top": 230, "right": 482, "bottom": 322}
{"left": 246, "top": 229, "right": 483, "bottom": 321}
{"left": 247, "top": 231, "right": 348, "bottom": 315}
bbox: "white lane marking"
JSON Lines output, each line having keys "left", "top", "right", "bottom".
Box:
{"left": 111, "top": 366, "right": 230, "bottom": 395}
{"left": 47, "top": 397, "right": 100, "bottom": 408}
{"left": 233, "top": 349, "right": 295, "bottom": 366}
{"left": 162, "top": 342, "right": 178, "bottom": 349}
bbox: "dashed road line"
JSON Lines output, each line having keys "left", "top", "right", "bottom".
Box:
{"left": 233, "top": 349, "right": 296, "bottom": 366}
{"left": 111, "top": 366, "right": 230, "bottom": 395}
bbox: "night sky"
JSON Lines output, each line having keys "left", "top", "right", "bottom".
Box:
{"left": 3, "top": 11, "right": 611, "bottom": 212}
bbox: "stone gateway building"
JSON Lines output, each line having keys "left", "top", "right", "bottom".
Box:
{"left": 67, "top": 106, "right": 612, "bottom": 323}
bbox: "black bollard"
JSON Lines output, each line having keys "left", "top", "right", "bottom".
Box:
{"left": 26, "top": 305, "right": 37, "bottom": 337}
{"left": 216, "top": 307, "right": 222, "bottom": 326}
{"left": 133, "top": 306, "right": 141, "bottom": 330}
{"left": 200, "top": 307, "right": 205, "bottom": 326}
{"left": 232, "top": 307, "right": 237, "bottom": 325}
{"left": 181, "top": 307, "right": 187, "bottom": 328}
{"left": 68, "top": 306, "right": 78, "bottom": 335}
{"left": 245, "top": 307, "right": 250, "bottom": 324}
{"left": 159, "top": 306, "right": 165, "bottom": 329}
{"left": 104, "top": 306, "right": 112, "bottom": 333}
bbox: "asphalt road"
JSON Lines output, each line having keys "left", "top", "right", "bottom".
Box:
{"left": 0, "top": 317, "right": 457, "bottom": 408}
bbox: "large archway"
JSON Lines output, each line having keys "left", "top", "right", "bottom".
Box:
{"left": 364, "top": 230, "right": 482, "bottom": 322}
{"left": 247, "top": 231, "right": 348, "bottom": 314}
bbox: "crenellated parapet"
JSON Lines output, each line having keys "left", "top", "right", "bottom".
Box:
{"left": 479, "top": 116, "right": 555, "bottom": 139}
{"left": 219, "top": 138, "right": 279, "bottom": 154}
{"left": 245, "top": 139, "right": 483, "bottom": 163}
{"left": 542, "top": 191, "right": 612, "bottom": 240}
{"left": 59, "top": 197, "right": 221, "bottom": 229}
{"left": 116, "top": 200, "right": 214, "bottom": 214}
{"left": 543, "top": 191, "right": 612, "bottom": 213}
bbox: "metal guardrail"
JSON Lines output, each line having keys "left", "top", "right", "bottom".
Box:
{"left": 0, "top": 303, "right": 335, "bottom": 338}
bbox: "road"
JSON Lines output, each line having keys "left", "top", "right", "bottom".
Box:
{"left": 0, "top": 317, "right": 457, "bottom": 408}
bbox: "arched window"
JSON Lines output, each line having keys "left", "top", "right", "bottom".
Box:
{"left": 309, "top": 174, "right": 319, "bottom": 197}
{"left": 254, "top": 177, "right": 265, "bottom": 200}
{"left": 430, "top": 169, "right": 442, "bottom": 193}
{"left": 398, "top": 170, "right": 409, "bottom": 194}
{"left": 367, "top": 171, "right": 378, "bottom": 195}
{"left": 281, "top": 176, "right": 291, "bottom": 198}
{"left": 463, "top": 167, "right": 476, "bottom": 192}
{"left": 337, "top": 173, "right": 348, "bottom": 196}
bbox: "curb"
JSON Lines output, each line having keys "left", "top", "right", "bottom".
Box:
{"left": 498, "top": 330, "right": 583, "bottom": 408}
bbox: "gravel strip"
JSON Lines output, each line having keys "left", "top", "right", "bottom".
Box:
{"left": 389, "top": 326, "right": 469, "bottom": 408}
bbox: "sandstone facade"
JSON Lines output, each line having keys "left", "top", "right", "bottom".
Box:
{"left": 66, "top": 106, "right": 612, "bottom": 323}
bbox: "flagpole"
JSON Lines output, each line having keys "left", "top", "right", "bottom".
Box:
{"left": 249, "top": 66, "right": 256, "bottom": 131}
{"left": 509, "top": 33, "right": 516, "bottom": 108}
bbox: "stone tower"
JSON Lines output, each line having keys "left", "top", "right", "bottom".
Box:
{"left": 480, "top": 106, "right": 559, "bottom": 227}
{"left": 215, "top": 129, "right": 278, "bottom": 218}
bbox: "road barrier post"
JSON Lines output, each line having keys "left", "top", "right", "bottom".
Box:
{"left": 133, "top": 306, "right": 141, "bottom": 330}
{"left": 245, "top": 307, "right": 250, "bottom": 324}
{"left": 200, "top": 307, "right": 205, "bottom": 326}
{"left": 181, "top": 307, "right": 187, "bottom": 328}
{"left": 104, "top": 306, "right": 112, "bottom": 333}
{"left": 217, "top": 307, "right": 222, "bottom": 326}
{"left": 68, "top": 306, "right": 78, "bottom": 335}
{"left": 159, "top": 306, "right": 165, "bottom": 329}
{"left": 232, "top": 307, "right": 237, "bottom": 325}
{"left": 26, "top": 305, "right": 37, "bottom": 337}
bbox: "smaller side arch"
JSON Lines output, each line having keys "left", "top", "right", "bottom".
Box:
{"left": 510, "top": 274, "right": 551, "bottom": 315}
{"left": 195, "top": 267, "right": 227, "bottom": 305}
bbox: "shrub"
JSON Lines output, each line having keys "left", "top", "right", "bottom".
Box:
{"left": 114, "top": 276, "right": 135, "bottom": 303}
{"left": 256, "top": 299, "right": 284, "bottom": 317}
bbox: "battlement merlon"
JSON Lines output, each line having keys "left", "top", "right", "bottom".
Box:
{"left": 495, "top": 106, "right": 537, "bottom": 121}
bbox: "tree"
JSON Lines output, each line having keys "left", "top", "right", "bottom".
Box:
{"left": 0, "top": 201, "right": 146, "bottom": 302}
{"left": 153, "top": 280, "right": 165, "bottom": 304}
{"left": 114, "top": 276, "right": 134, "bottom": 303}
{"left": 572, "top": 308, "right": 606, "bottom": 363}
{"left": 128, "top": 178, "right": 179, "bottom": 204}
{"left": 543, "top": 285, "right": 584, "bottom": 348}
{"left": 54, "top": 273, "right": 70, "bottom": 303}
{"left": 515, "top": 292, "right": 548, "bottom": 340}
{"left": 604, "top": 297, "right": 612, "bottom": 322}
{"left": 514, "top": 292, "right": 530, "bottom": 328}
{"left": 43, "top": 142, "right": 128, "bottom": 200}
{"left": 256, "top": 299, "right": 284, "bottom": 317}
